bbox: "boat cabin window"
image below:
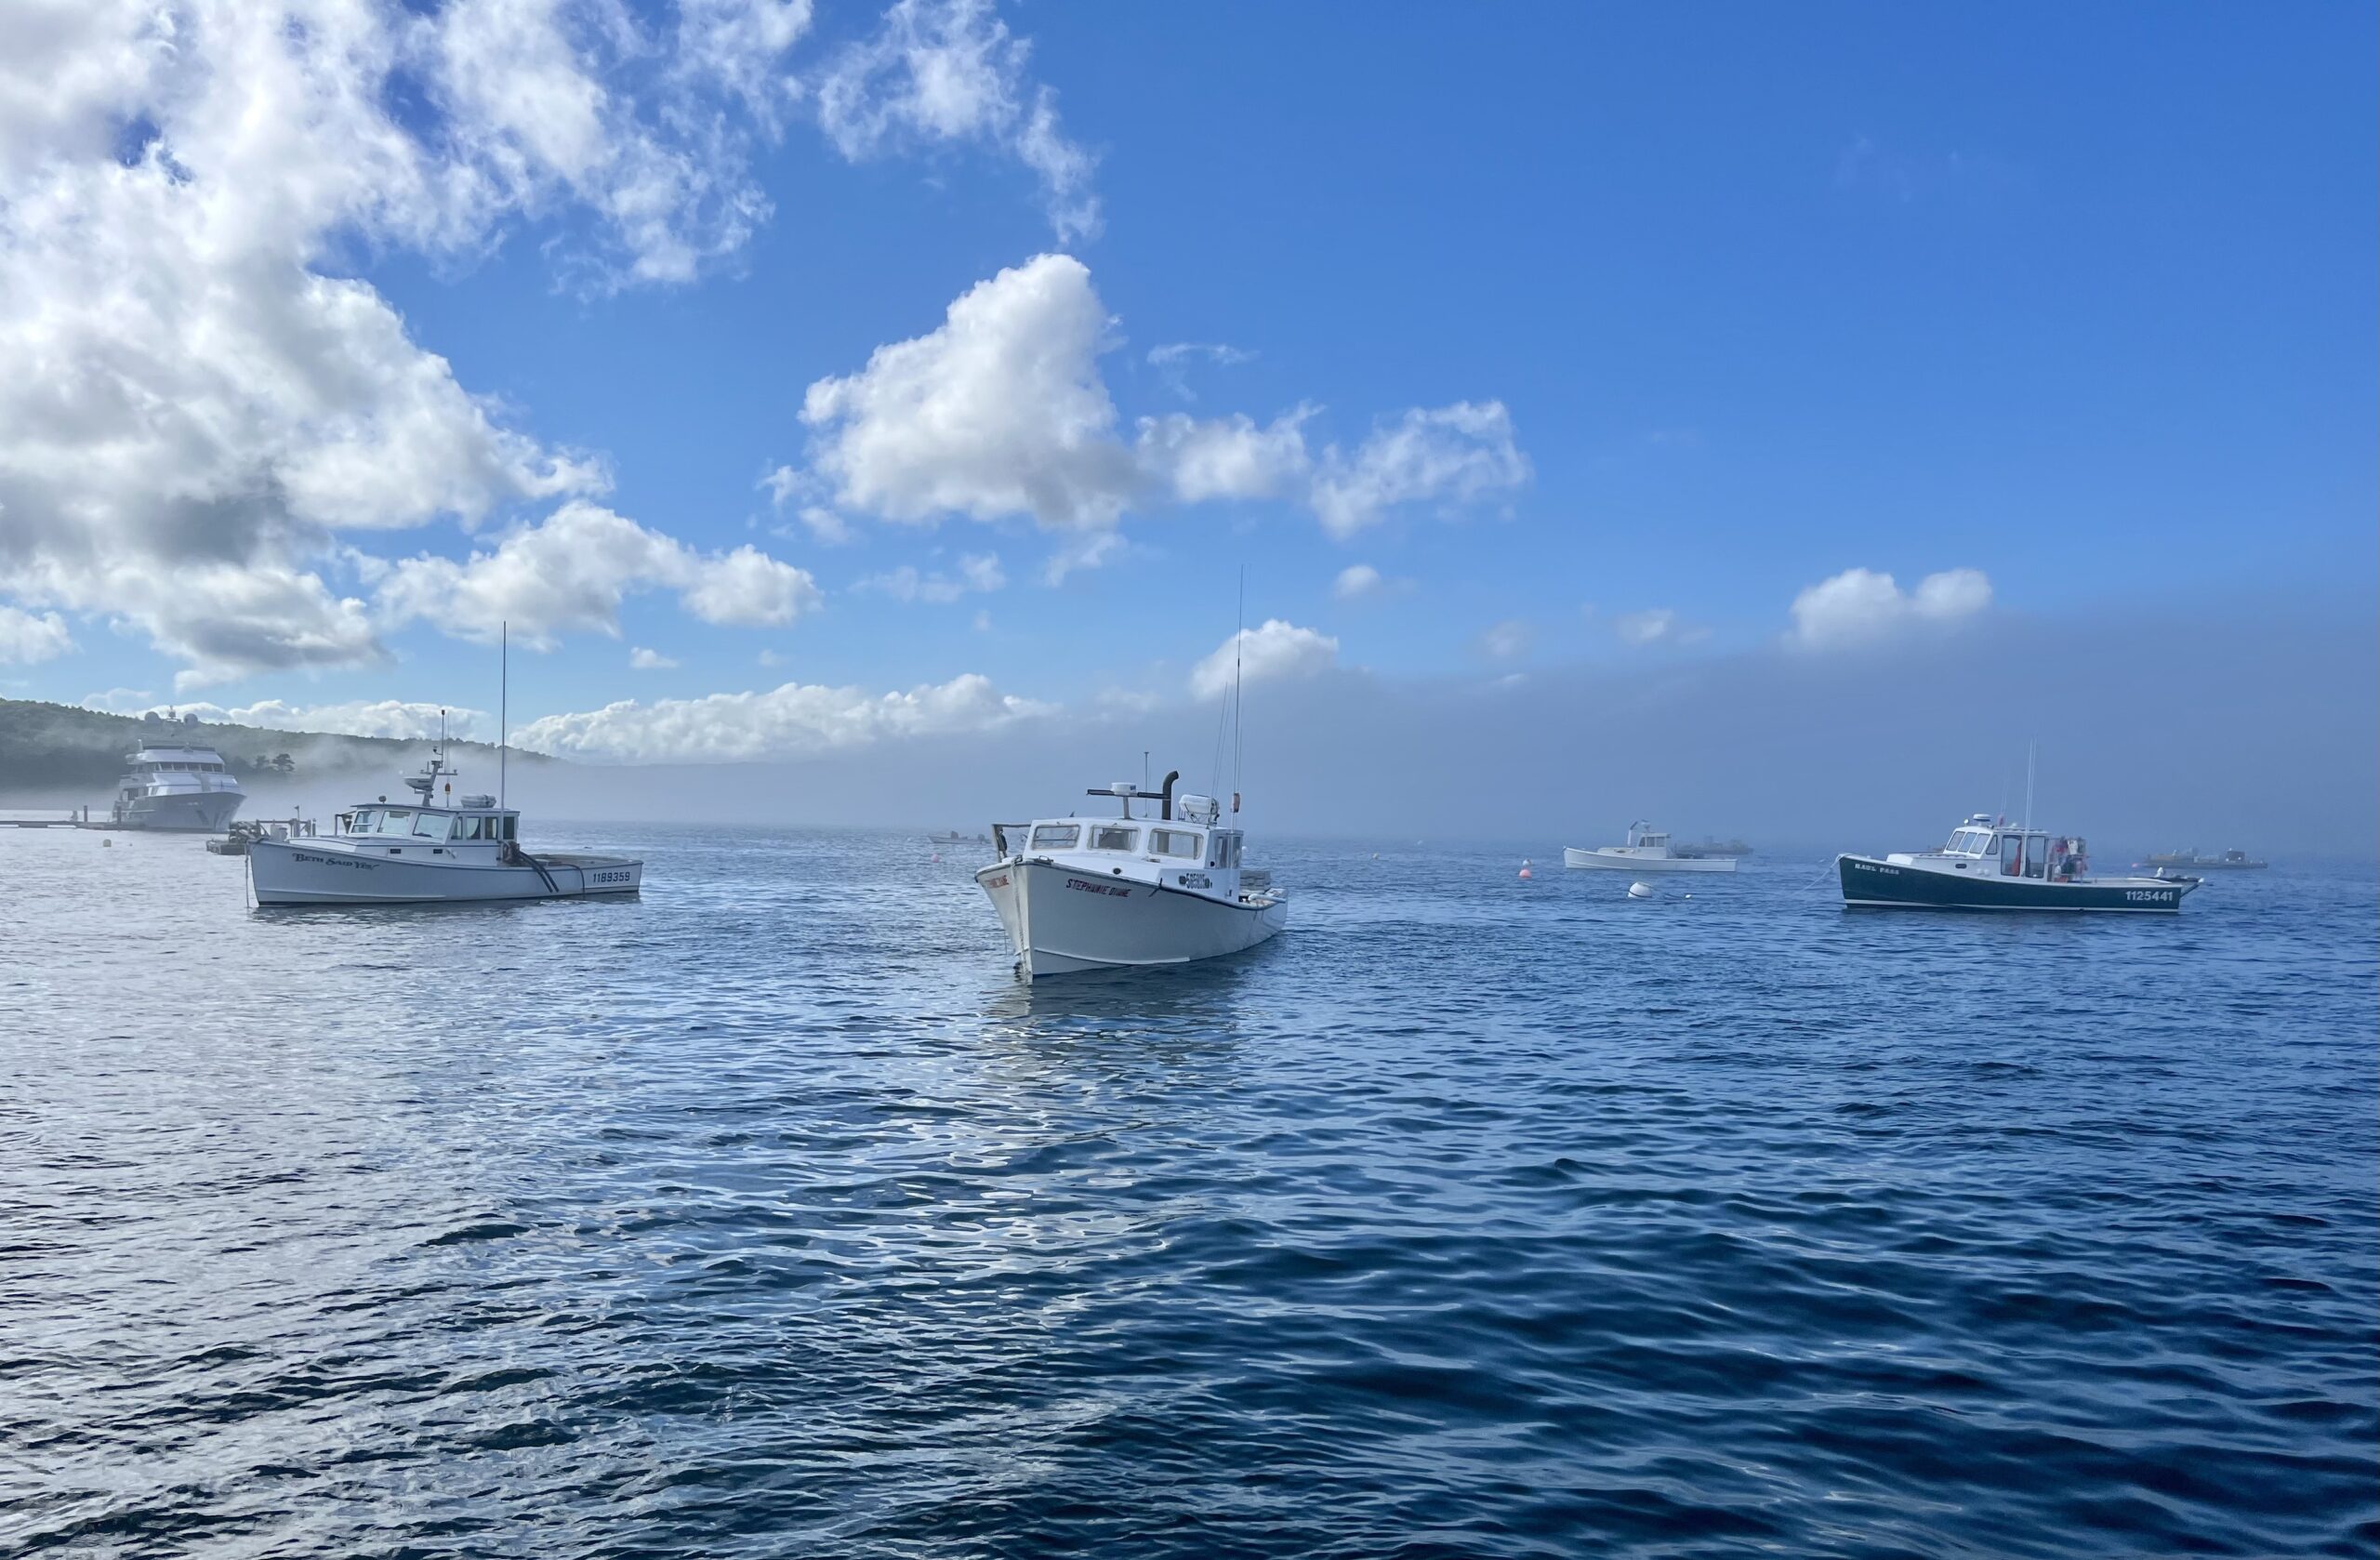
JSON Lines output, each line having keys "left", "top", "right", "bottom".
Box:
{"left": 454, "top": 815, "right": 483, "bottom": 840}
{"left": 1090, "top": 825, "right": 1139, "bottom": 853}
{"left": 381, "top": 809, "right": 412, "bottom": 833}
{"left": 351, "top": 809, "right": 378, "bottom": 833}
{"left": 1150, "top": 828, "right": 1202, "bottom": 859}
{"left": 412, "top": 812, "right": 450, "bottom": 839}
{"left": 1030, "top": 823, "right": 1080, "bottom": 851}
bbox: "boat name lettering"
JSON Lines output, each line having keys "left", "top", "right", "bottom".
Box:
{"left": 291, "top": 852, "right": 370, "bottom": 869}
{"left": 590, "top": 869, "right": 633, "bottom": 885}
{"left": 1065, "top": 877, "right": 1133, "bottom": 898}
{"left": 2125, "top": 890, "right": 2175, "bottom": 904}
{"left": 984, "top": 873, "right": 1010, "bottom": 890}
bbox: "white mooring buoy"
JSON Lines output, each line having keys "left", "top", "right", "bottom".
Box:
{"left": 1627, "top": 879, "right": 1654, "bottom": 899}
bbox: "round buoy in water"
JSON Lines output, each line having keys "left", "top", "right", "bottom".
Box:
{"left": 1628, "top": 880, "right": 1654, "bottom": 899}
{"left": 102, "top": 838, "right": 113, "bottom": 847}
{"left": 931, "top": 853, "right": 943, "bottom": 864}
{"left": 1518, "top": 867, "right": 1532, "bottom": 879}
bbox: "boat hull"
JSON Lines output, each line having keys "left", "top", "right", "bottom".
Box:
{"left": 1564, "top": 847, "right": 1736, "bottom": 873}
{"left": 248, "top": 840, "right": 642, "bottom": 906}
{"left": 1838, "top": 854, "right": 2197, "bottom": 913}
{"left": 119, "top": 789, "right": 245, "bottom": 832}
{"left": 975, "top": 859, "right": 1287, "bottom": 978}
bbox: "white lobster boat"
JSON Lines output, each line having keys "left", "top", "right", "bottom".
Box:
{"left": 247, "top": 747, "right": 641, "bottom": 906}
{"left": 1564, "top": 822, "right": 1738, "bottom": 874}
{"left": 975, "top": 771, "right": 1287, "bottom": 980}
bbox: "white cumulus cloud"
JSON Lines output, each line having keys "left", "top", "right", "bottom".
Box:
{"left": 1310, "top": 402, "right": 1531, "bottom": 538}
{"left": 800, "top": 253, "right": 1141, "bottom": 530}
{"left": 0, "top": 605, "right": 74, "bottom": 665}
{"left": 371, "top": 502, "right": 821, "bottom": 646}
{"left": 147, "top": 698, "right": 490, "bottom": 742}
{"left": 813, "top": 0, "right": 1099, "bottom": 243}
{"left": 791, "top": 255, "right": 1527, "bottom": 554}
{"left": 629, "top": 647, "right": 680, "bottom": 670}
{"left": 1613, "top": 608, "right": 1677, "bottom": 646}
{"left": 0, "top": 0, "right": 816, "bottom": 683}
{"left": 1190, "top": 619, "right": 1339, "bottom": 700}
{"left": 1788, "top": 566, "right": 1993, "bottom": 651}
{"left": 858, "top": 553, "right": 1007, "bottom": 602}
{"left": 514, "top": 671, "right": 1051, "bottom": 761}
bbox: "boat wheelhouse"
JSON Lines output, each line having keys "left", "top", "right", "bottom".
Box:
{"left": 1564, "top": 821, "right": 1737, "bottom": 874}
{"left": 1839, "top": 813, "right": 2198, "bottom": 913}
{"left": 112, "top": 743, "right": 245, "bottom": 832}
{"left": 246, "top": 747, "right": 641, "bottom": 906}
{"left": 976, "top": 769, "right": 1287, "bottom": 979}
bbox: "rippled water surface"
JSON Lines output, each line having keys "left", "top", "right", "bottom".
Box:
{"left": 3, "top": 825, "right": 2373, "bottom": 1557}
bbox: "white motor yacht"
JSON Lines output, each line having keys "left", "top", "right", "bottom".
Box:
{"left": 247, "top": 747, "right": 641, "bottom": 906}
{"left": 111, "top": 742, "right": 245, "bottom": 832}
{"left": 1564, "top": 822, "right": 1737, "bottom": 874}
{"left": 975, "top": 770, "right": 1287, "bottom": 980}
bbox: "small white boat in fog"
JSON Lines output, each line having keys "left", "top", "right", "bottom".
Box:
{"left": 248, "top": 747, "right": 641, "bottom": 906}
{"left": 976, "top": 770, "right": 1287, "bottom": 980}
{"left": 1564, "top": 822, "right": 1738, "bottom": 874}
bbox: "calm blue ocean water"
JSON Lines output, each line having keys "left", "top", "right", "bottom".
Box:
{"left": 2, "top": 825, "right": 2373, "bottom": 1558}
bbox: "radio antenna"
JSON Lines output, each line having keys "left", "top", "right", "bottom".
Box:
{"left": 1231, "top": 566, "right": 1245, "bottom": 813}
{"left": 498, "top": 620, "right": 508, "bottom": 812}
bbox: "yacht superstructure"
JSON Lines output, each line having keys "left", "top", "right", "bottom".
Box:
{"left": 112, "top": 743, "right": 245, "bottom": 832}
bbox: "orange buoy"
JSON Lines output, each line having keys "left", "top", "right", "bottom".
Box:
{"left": 1518, "top": 858, "right": 1533, "bottom": 880}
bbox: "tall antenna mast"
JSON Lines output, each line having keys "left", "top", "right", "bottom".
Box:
{"left": 2023, "top": 740, "right": 2036, "bottom": 834}
{"left": 1231, "top": 566, "right": 1245, "bottom": 813}
{"left": 498, "top": 620, "right": 509, "bottom": 812}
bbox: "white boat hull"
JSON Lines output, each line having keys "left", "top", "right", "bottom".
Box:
{"left": 248, "top": 839, "right": 641, "bottom": 906}
{"left": 119, "top": 789, "right": 245, "bottom": 832}
{"left": 1563, "top": 846, "right": 1736, "bottom": 873}
{"left": 976, "top": 859, "right": 1286, "bottom": 979}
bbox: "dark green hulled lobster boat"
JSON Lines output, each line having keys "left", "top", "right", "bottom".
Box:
{"left": 1840, "top": 813, "right": 2200, "bottom": 914}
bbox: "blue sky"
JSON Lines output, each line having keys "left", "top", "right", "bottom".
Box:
{"left": 0, "top": 1, "right": 2373, "bottom": 763}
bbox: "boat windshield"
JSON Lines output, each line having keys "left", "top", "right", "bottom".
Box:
{"left": 380, "top": 809, "right": 412, "bottom": 833}
{"left": 412, "top": 813, "right": 450, "bottom": 839}
{"left": 351, "top": 809, "right": 378, "bottom": 833}
{"left": 1150, "top": 827, "right": 1203, "bottom": 859}
{"left": 1030, "top": 823, "right": 1080, "bottom": 851}
{"left": 1090, "top": 825, "right": 1140, "bottom": 853}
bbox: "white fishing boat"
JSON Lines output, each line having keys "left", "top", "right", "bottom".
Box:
{"left": 111, "top": 742, "right": 245, "bottom": 831}
{"left": 247, "top": 745, "right": 641, "bottom": 906}
{"left": 975, "top": 771, "right": 1287, "bottom": 979}
{"left": 1564, "top": 822, "right": 1738, "bottom": 874}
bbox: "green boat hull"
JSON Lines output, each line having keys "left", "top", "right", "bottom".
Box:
{"left": 1838, "top": 854, "right": 2196, "bottom": 913}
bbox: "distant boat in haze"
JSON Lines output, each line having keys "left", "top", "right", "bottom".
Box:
{"left": 1565, "top": 822, "right": 1738, "bottom": 874}
{"left": 2137, "top": 848, "right": 2268, "bottom": 870}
